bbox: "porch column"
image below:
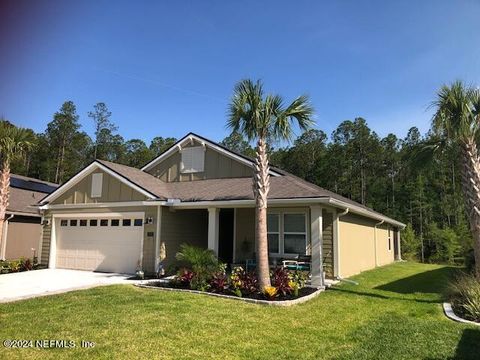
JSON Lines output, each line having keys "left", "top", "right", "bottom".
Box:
{"left": 395, "top": 229, "right": 402, "bottom": 261}
{"left": 310, "top": 205, "right": 325, "bottom": 288}
{"left": 208, "top": 208, "right": 219, "bottom": 256}
{"left": 154, "top": 206, "right": 162, "bottom": 271}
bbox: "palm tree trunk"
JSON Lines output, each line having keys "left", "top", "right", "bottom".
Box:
{"left": 460, "top": 138, "right": 480, "bottom": 279}
{"left": 253, "top": 137, "right": 271, "bottom": 289}
{"left": 0, "top": 160, "right": 11, "bottom": 257}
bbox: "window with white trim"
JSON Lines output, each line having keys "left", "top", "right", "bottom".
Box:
{"left": 283, "top": 213, "right": 307, "bottom": 255}
{"left": 388, "top": 227, "right": 392, "bottom": 251}
{"left": 180, "top": 146, "right": 205, "bottom": 173}
{"left": 91, "top": 173, "right": 103, "bottom": 198}
{"left": 267, "top": 214, "right": 280, "bottom": 254}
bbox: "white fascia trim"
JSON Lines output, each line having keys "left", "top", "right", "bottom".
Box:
{"left": 52, "top": 211, "right": 146, "bottom": 219}
{"left": 324, "top": 198, "right": 406, "bottom": 229}
{"left": 40, "top": 200, "right": 167, "bottom": 210}
{"left": 170, "top": 197, "right": 327, "bottom": 209}
{"left": 141, "top": 134, "right": 282, "bottom": 177}
{"left": 41, "top": 162, "right": 157, "bottom": 204}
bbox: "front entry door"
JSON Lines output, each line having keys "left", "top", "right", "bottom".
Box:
{"left": 218, "top": 209, "right": 234, "bottom": 264}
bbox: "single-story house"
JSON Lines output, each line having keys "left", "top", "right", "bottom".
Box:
{"left": 38, "top": 133, "right": 405, "bottom": 286}
{"left": 0, "top": 174, "right": 58, "bottom": 261}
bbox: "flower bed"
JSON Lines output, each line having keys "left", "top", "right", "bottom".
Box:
{"left": 147, "top": 278, "right": 318, "bottom": 301}
{"left": 138, "top": 282, "right": 323, "bottom": 306}
{"left": 0, "top": 258, "right": 44, "bottom": 275}
{"left": 158, "top": 244, "right": 319, "bottom": 303}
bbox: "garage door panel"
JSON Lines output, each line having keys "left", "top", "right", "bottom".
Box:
{"left": 56, "top": 214, "right": 143, "bottom": 274}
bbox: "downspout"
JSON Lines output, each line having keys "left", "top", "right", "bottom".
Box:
{"left": 374, "top": 220, "right": 384, "bottom": 267}
{"left": 334, "top": 208, "right": 349, "bottom": 280}
{"left": 0, "top": 214, "right": 14, "bottom": 260}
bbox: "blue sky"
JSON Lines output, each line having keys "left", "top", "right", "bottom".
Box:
{"left": 1, "top": 0, "right": 480, "bottom": 145}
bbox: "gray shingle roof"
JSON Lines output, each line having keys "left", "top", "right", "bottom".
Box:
{"left": 8, "top": 174, "right": 58, "bottom": 215}
{"left": 97, "top": 159, "right": 402, "bottom": 226}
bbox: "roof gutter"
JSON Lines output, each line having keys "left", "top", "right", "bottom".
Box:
{"left": 321, "top": 198, "right": 406, "bottom": 229}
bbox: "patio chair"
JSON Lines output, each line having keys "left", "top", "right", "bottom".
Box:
{"left": 282, "top": 255, "right": 311, "bottom": 272}
{"left": 245, "top": 259, "right": 256, "bottom": 272}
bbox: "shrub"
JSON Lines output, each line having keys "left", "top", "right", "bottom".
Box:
{"left": 174, "top": 244, "right": 225, "bottom": 291}
{"left": 448, "top": 273, "right": 480, "bottom": 322}
{"left": 271, "top": 267, "right": 292, "bottom": 296}
{"left": 173, "top": 268, "right": 194, "bottom": 288}
{"left": 175, "top": 244, "right": 221, "bottom": 273}
{"left": 229, "top": 266, "right": 258, "bottom": 297}
{"left": 263, "top": 286, "right": 278, "bottom": 300}
{"left": 209, "top": 272, "right": 229, "bottom": 293}
{"left": 19, "top": 258, "right": 33, "bottom": 271}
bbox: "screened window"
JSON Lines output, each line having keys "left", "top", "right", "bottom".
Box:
{"left": 91, "top": 173, "right": 103, "bottom": 198}
{"left": 388, "top": 227, "right": 392, "bottom": 251}
{"left": 180, "top": 146, "right": 205, "bottom": 173}
{"left": 283, "top": 214, "right": 307, "bottom": 255}
{"left": 267, "top": 214, "right": 280, "bottom": 253}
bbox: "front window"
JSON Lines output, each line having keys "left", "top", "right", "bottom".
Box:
{"left": 267, "top": 214, "right": 280, "bottom": 253}
{"left": 266, "top": 211, "right": 307, "bottom": 256}
{"left": 283, "top": 214, "right": 307, "bottom": 255}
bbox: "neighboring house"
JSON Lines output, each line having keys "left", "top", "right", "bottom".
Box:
{"left": 38, "top": 133, "right": 405, "bottom": 286}
{"left": 0, "top": 174, "right": 58, "bottom": 260}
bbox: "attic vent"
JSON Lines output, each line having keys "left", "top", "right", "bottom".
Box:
{"left": 91, "top": 173, "right": 103, "bottom": 198}
{"left": 181, "top": 146, "right": 205, "bottom": 173}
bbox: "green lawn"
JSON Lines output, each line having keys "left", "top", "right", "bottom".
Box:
{"left": 0, "top": 262, "right": 479, "bottom": 359}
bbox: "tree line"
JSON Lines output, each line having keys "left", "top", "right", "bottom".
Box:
{"left": 2, "top": 100, "right": 472, "bottom": 266}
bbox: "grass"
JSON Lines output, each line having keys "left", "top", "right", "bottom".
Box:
{"left": 0, "top": 262, "right": 479, "bottom": 359}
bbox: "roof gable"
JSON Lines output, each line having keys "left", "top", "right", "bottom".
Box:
{"left": 141, "top": 133, "right": 282, "bottom": 177}
{"left": 40, "top": 161, "right": 159, "bottom": 204}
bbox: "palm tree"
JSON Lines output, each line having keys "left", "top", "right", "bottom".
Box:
{"left": 432, "top": 81, "right": 480, "bottom": 279}
{"left": 0, "top": 122, "right": 34, "bottom": 246}
{"left": 227, "top": 79, "right": 315, "bottom": 289}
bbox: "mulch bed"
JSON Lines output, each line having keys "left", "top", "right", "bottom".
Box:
{"left": 147, "top": 280, "right": 318, "bottom": 301}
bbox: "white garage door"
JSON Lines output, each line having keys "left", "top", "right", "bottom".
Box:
{"left": 55, "top": 213, "right": 144, "bottom": 274}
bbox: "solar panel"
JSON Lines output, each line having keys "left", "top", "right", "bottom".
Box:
{"left": 10, "top": 177, "right": 57, "bottom": 194}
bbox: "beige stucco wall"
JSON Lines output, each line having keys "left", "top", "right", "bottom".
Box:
{"left": 147, "top": 140, "right": 253, "bottom": 182}
{"left": 5, "top": 221, "right": 42, "bottom": 260}
{"left": 375, "top": 224, "right": 394, "bottom": 266}
{"left": 160, "top": 208, "right": 208, "bottom": 268}
{"left": 51, "top": 169, "right": 148, "bottom": 205}
{"left": 339, "top": 214, "right": 376, "bottom": 278}
{"left": 339, "top": 214, "right": 395, "bottom": 278}
{"left": 40, "top": 206, "right": 158, "bottom": 273}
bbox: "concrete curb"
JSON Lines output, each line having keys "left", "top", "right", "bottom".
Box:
{"left": 136, "top": 283, "right": 325, "bottom": 306}
{"left": 443, "top": 302, "right": 480, "bottom": 326}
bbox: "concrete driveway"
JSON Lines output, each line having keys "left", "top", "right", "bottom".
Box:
{"left": 0, "top": 269, "right": 137, "bottom": 303}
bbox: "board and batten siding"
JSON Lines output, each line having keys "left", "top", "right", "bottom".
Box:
{"left": 322, "top": 210, "right": 334, "bottom": 277}
{"left": 39, "top": 206, "right": 158, "bottom": 273}
{"left": 51, "top": 170, "right": 148, "bottom": 205}
{"left": 159, "top": 209, "right": 208, "bottom": 267}
{"left": 147, "top": 140, "right": 253, "bottom": 182}
{"left": 40, "top": 215, "right": 52, "bottom": 266}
